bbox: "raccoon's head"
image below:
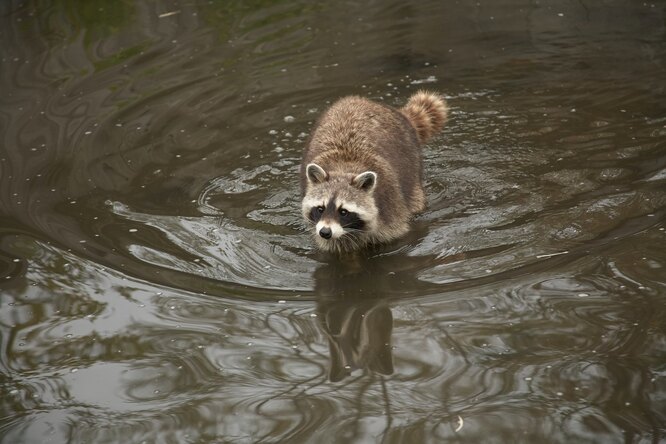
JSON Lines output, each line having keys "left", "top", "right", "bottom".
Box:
{"left": 302, "top": 163, "right": 379, "bottom": 252}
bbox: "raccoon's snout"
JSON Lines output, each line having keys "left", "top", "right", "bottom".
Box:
{"left": 319, "top": 227, "right": 332, "bottom": 239}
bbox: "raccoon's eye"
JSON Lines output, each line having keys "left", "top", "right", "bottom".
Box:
{"left": 339, "top": 208, "right": 348, "bottom": 217}
{"left": 316, "top": 206, "right": 324, "bottom": 213}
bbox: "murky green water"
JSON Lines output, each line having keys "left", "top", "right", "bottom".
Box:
{"left": 1, "top": 0, "right": 665, "bottom": 442}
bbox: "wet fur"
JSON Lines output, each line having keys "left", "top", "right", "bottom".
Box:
{"left": 301, "top": 91, "right": 448, "bottom": 253}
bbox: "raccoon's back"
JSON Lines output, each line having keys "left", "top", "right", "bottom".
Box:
{"left": 302, "top": 96, "right": 421, "bottom": 172}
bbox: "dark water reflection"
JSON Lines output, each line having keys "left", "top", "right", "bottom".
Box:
{"left": 1, "top": 0, "right": 665, "bottom": 442}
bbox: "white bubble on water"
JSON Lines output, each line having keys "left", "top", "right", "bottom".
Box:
{"left": 410, "top": 75, "right": 437, "bottom": 85}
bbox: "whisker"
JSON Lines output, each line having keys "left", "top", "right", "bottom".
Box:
{"left": 345, "top": 232, "right": 362, "bottom": 251}
{"left": 343, "top": 228, "right": 364, "bottom": 234}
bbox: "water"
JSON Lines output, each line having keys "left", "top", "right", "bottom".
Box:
{"left": 1, "top": 0, "right": 665, "bottom": 442}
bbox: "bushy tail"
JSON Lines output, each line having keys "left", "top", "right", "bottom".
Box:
{"left": 400, "top": 90, "right": 448, "bottom": 144}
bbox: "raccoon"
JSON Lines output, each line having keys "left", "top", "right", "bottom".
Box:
{"left": 300, "top": 90, "right": 448, "bottom": 253}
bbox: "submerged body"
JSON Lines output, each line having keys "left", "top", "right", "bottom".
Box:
{"left": 300, "top": 91, "right": 448, "bottom": 253}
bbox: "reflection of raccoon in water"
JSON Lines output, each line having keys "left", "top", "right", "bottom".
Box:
{"left": 300, "top": 91, "right": 448, "bottom": 253}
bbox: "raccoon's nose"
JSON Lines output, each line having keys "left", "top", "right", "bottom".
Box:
{"left": 319, "top": 227, "right": 332, "bottom": 239}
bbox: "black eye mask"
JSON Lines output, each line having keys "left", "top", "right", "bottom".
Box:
{"left": 338, "top": 210, "right": 365, "bottom": 230}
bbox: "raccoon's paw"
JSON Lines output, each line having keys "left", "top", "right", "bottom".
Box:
{"left": 401, "top": 91, "right": 448, "bottom": 144}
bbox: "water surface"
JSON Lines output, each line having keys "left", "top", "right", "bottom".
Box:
{"left": 1, "top": 0, "right": 665, "bottom": 442}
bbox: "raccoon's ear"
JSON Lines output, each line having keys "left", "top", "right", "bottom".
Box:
{"left": 306, "top": 163, "right": 328, "bottom": 184}
{"left": 352, "top": 171, "right": 377, "bottom": 192}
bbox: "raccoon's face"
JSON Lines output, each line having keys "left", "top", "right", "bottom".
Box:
{"left": 302, "top": 163, "right": 378, "bottom": 252}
